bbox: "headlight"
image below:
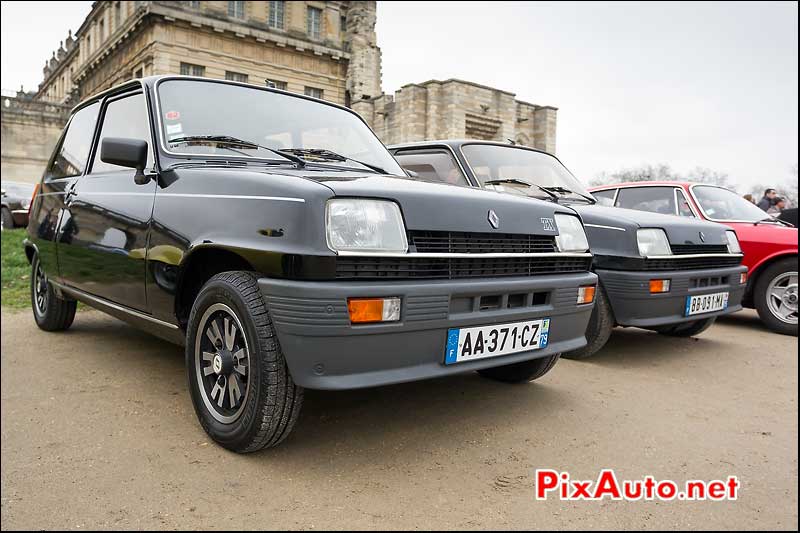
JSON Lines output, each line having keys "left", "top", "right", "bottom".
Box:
{"left": 637, "top": 228, "right": 671, "bottom": 256}
{"left": 554, "top": 214, "right": 589, "bottom": 252}
{"left": 21, "top": 199, "right": 31, "bottom": 210}
{"left": 326, "top": 199, "right": 408, "bottom": 254}
{"left": 725, "top": 230, "right": 741, "bottom": 254}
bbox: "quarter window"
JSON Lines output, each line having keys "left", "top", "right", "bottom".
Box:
{"left": 675, "top": 189, "right": 696, "bottom": 217}
{"left": 268, "top": 1, "right": 285, "bottom": 29}
{"left": 307, "top": 6, "right": 322, "bottom": 39}
{"left": 45, "top": 102, "right": 100, "bottom": 180}
{"left": 91, "top": 93, "right": 153, "bottom": 174}
{"left": 616, "top": 187, "right": 677, "bottom": 216}
{"left": 180, "top": 62, "right": 205, "bottom": 77}
{"left": 591, "top": 189, "right": 616, "bottom": 206}
{"left": 394, "top": 150, "right": 468, "bottom": 186}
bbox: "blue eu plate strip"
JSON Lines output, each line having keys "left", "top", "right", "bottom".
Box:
{"left": 540, "top": 318, "right": 550, "bottom": 349}
{"left": 445, "top": 328, "right": 460, "bottom": 365}
{"left": 684, "top": 297, "right": 692, "bottom": 316}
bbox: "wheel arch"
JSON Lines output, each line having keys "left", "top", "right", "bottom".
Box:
{"left": 23, "top": 239, "right": 38, "bottom": 264}
{"left": 174, "top": 244, "right": 257, "bottom": 328}
{"left": 744, "top": 252, "right": 798, "bottom": 306}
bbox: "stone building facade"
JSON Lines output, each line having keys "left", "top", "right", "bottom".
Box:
{"left": 1, "top": 1, "right": 557, "bottom": 184}
{"left": 364, "top": 79, "right": 557, "bottom": 153}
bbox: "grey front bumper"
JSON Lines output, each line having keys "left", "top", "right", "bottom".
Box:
{"left": 597, "top": 265, "right": 747, "bottom": 328}
{"left": 258, "top": 272, "right": 597, "bottom": 390}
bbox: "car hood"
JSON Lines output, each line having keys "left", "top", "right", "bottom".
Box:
{"left": 316, "top": 173, "right": 582, "bottom": 236}
{"left": 573, "top": 204, "right": 731, "bottom": 246}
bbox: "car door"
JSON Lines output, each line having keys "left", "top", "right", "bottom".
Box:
{"left": 56, "top": 89, "right": 157, "bottom": 312}
{"left": 29, "top": 102, "right": 101, "bottom": 279}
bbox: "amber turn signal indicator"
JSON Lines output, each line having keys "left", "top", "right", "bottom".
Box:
{"left": 347, "top": 297, "right": 401, "bottom": 323}
{"left": 649, "top": 279, "right": 671, "bottom": 293}
{"left": 577, "top": 285, "right": 596, "bottom": 305}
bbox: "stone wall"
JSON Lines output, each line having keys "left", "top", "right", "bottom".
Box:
{"left": 1, "top": 96, "right": 70, "bottom": 184}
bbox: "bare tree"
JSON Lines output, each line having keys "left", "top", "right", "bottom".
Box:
{"left": 590, "top": 163, "right": 677, "bottom": 186}
{"left": 687, "top": 167, "right": 733, "bottom": 188}
{"left": 783, "top": 164, "right": 798, "bottom": 207}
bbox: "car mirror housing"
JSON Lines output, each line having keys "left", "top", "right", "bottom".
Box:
{"left": 100, "top": 137, "right": 149, "bottom": 184}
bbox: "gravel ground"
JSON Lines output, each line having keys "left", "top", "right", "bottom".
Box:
{"left": 1, "top": 307, "right": 797, "bottom": 530}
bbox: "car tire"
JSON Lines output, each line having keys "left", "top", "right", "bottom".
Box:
{"left": 655, "top": 317, "right": 716, "bottom": 337}
{"left": 1, "top": 207, "right": 13, "bottom": 230}
{"left": 562, "top": 284, "right": 614, "bottom": 360}
{"left": 31, "top": 254, "right": 76, "bottom": 331}
{"left": 477, "top": 353, "right": 560, "bottom": 384}
{"left": 753, "top": 257, "right": 798, "bottom": 336}
{"left": 186, "top": 271, "right": 303, "bottom": 452}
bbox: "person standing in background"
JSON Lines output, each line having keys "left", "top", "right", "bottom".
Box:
{"left": 757, "top": 188, "right": 777, "bottom": 211}
{"left": 743, "top": 194, "right": 755, "bottom": 204}
{"left": 767, "top": 197, "right": 786, "bottom": 215}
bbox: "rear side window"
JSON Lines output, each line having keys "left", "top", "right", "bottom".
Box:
{"left": 91, "top": 93, "right": 153, "bottom": 174}
{"left": 616, "top": 187, "right": 676, "bottom": 215}
{"left": 394, "top": 150, "right": 468, "bottom": 186}
{"left": 45, "top": 102, "right": 100, "bottom": 180}
{"left": 592, "top": 189, "right": 616, "bottom": 206}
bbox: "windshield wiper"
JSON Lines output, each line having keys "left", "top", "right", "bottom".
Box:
{"left": 483, "top": 178, "right": 560, "bottom": 202}
{"left": 754, "top": 216, "right": 791, "bottom": 227}
{"left": 279, "top": 148, "right": 387, "bottom": 174}
{"left": 541, "top": 186, "right": 596, "bottom": 204}
{"left": 168, "top": 135, "right": 306, "bottom": 168}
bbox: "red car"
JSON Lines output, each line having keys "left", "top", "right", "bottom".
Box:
{"left": 589, "top": 182, "right": 798, "bottom": 335}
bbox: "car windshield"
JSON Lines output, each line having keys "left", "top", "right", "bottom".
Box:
{"left": 155, "top": 79, "right": 403, "bottom": 175}
{"left": 460, "top": 144, "right": 593, "bottom": 201}
{"left": 692, "top": 185, "right": 776, "bottom": 222}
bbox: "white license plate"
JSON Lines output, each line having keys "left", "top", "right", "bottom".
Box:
{"left": 684, "top": 292, "right": 729, "bottom": 316}
{"left": 444, "top": 318, "right": 550, "bottom": 365}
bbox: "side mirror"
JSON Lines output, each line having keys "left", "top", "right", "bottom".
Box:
{"left": 101, "top": 137, "right": 150, "bottom": 185}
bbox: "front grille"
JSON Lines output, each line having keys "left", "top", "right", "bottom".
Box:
{"left": 670, "top": 244, "right": 730, "bottom": 255}
{"left": 690, "top": 275, "right": 730, "bottom": 289}
{"left": 642, "top": 256, "right": 741, "bottom": 271}
{"left": 336, "top": 256, "right": 592, "bottom": 280}
{"left": 408, "top": 231, "right": 557, "bottom": 254}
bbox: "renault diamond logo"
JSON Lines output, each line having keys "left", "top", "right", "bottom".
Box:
{"left": 541, "top": 217, "right": 556, "bottom": 232}
{"left": 488, "top": 210, "right": 500, "bottom": 229}
{"left": 699, "top": 231, "right": 706, "bottom": 243}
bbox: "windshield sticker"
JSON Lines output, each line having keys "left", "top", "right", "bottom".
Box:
{"left": 165, "top": 110, "right": 180, "bottom": 120}
{"left": 166, "top": 123, "right": 183, "bottom": 138}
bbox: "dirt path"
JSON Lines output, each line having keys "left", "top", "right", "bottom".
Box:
{"left": 1, "top": 308, "right": 797, "bottom": 530}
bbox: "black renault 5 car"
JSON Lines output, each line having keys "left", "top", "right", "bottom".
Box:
{"left": 389, "top": 141, "right": 747, "bottom": 358}
{"left": 24, "top": 77, "right": 599, "bottom": 451}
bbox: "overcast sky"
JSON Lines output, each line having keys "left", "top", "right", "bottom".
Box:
{"left": 2, "top": 1, "right": 797, "bottom": 191}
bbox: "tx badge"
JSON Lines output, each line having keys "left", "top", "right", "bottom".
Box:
{"left": 540, "top": 217, "right": 556, "bottom": 232}
{"left": 488, "top": 209, "right": 500, "bottom": 229}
